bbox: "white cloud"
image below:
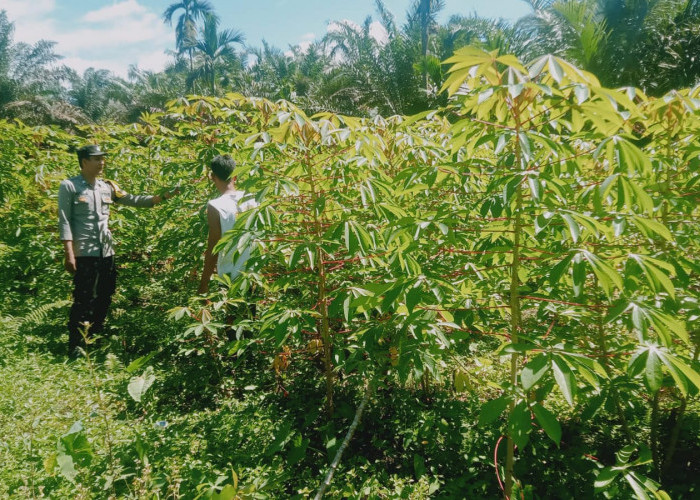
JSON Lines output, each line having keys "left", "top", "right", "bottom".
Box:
{"left": 4, "top": 0, "right": 174, "bottom": 78}
{"left": 326, "top": 19, "right": 387, "bottom": 45}
{"left": 369, "top": 22, "right": 389, "bottom": 45}
{"left": 1, "top": 0, "right": 54, "bottom": 20}
{"left": 285, "top": 32, "right": 317, "bottom": 56}
{"left": 136, "top": 49, "right": 172, "bottom": 74}
{"left": 82, "top": 0, "right": 146, "bottom": 22}
{"left": 327, "top": 19, "right": 359, "bottom": 34}
{"left": 60, "top": 56, "right": 126, "bottom": 77}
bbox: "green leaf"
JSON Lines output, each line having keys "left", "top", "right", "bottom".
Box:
{"left": 286, "top": 435, "right": 309, "bottom": 466}
{"left": 547, "top": 56, "right": 564, "bottom": 83}
{"left": 595, "top": 467, "right": 622, "bottom": 489}
{"left": 126, "top": 351, "right": 158, "bottom": 374}
{"left": 533, "top": 404, "right": 561, "bottom": 446}
{"left": 561, "top": 213, "right": 580, "bottom": 243}
{"left": 57, "top": 454, "right": 77, "bottom": 483}
{"left": 625, "top": 471, "right": 653, "bottom": 500}
{"left": 128, "top": 366, "right": 156, "bottom": 403}
{"left": 406, "top": 286, "right": 423, "bottom": 314}
{"left": 521, "top": 354, "right": 549, "bottom": 390}
{"left": 288, "top": 245, "right": 305, "bottom": 269}
{"left": 478, "top": 396, "right": 509, "bottom": 427}
{"left": 552, "top": 356, "right": 576, "bottom": 406}
{"left": 581, "top": 250, "right": 623, "bottom": 297}
{"left": 572, "top": 253, "right": 586, "bottom": 297}
{"left": 663, "top": 353, "right": 700, "bottom": 392}
{"left": 213, "top": 484, "right": 238, "bottom": 500}
{"left": 549, "top": 253, "right": 574, "bottom": 287}
{"left": 645, "top": 349, "right": 663, "bottom": 393}
{"left": 507, "top": 402, "right": 531, "bottom": 449}
{"left": 656, "top": 351, "right": 689, "bottom": 396}
{"left": 630, "top": 254, "right": 675, "bottom": 299}
{"left": 631, "top": 216, "right": 673, "bottom": 242}
{"left": 648, "top": 309, "right": 688, "bottom": 344}
{"left": 413, "top": 453, "right": 427, "bottom": 478}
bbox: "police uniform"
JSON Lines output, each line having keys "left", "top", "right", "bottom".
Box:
{"left": 58, "top": 173, "right": 155, "bottom": 351}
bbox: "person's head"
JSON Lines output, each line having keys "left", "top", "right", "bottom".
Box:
{"left": 76, "top": 144, "right": 106, "bottom": 177}
{"left": 209, "top": 154, "right": 236, "bottom": 183}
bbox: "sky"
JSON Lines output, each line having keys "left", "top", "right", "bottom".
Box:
{"left": 1, "top": 0, "right": 532, "bottom": 78}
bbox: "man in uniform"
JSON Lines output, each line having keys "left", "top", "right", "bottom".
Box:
{"left": 58, "top": 144, "right": 176, "bottom": 355}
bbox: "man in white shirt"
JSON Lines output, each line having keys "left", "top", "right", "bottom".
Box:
{"left": 198, "top": 154, "right": 258, "bottom": 294}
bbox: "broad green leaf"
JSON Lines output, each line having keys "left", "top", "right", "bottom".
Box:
{"left": 552, "top": 356, "right": 576, "bottom": 406}
{"left": 478, "top": 396, "right": 509, "bottom": 427}
{"left": 406, "top": 286, "right": 423, "bottom": 314}
{"left": 581, "top": 250, "right": 623, "bottom": 297}
{"left": 128, "top": 366, "right": 156, "bottom": 403}
{"left": 508, "top": 402, "right": 531, "bottom": 449}
{"left": 648, "top": 309, "right": 688, "bottom": 344}
{"left": 286, "top": 435, "right": 309, "bottom": 466}
{"left": 656, "top": 351, "right": 689, "bottom": 396}
{"left": 645, "top": 349, "right": 663, "bottom": 393}
{"left": 521, "top": 354, "right": 549, "bottom": 390}
{"left": 126, "top": 351, "right": 158, "bottom": 374}
{"left": 595, "top": 467, "right": 621, "bottom": 489}
{"left": 630, "top": 254, "right": 675, "bottom": 299}
{"left": 664, "top": 353, "right": 700, "bottom": 392}
{"left": 631, "top": 216, "right": 673, "bottom": 242}
{"left": 561, "top": 213, "right": 580, "bottom": 243}
{"left": 413, "top": 453, "right": 427, "bottom": 478}
{"left": 549, "top": 253, "right": 574, "bottom": 287}
{"left": 625, "top": 471, "right": 653, "bottom": 500}
{"left": 57, "top": 454, "right": 77, "bottom": 483}
{"left": 533, "top": 404, "right": 561, "bottom": 446}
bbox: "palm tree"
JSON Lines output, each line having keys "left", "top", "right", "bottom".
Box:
{"left": 162, "top": 0, "right": 216, "bottom": 71}
{"left": 406, "top": 0, "right": 445, "bottom": 91}
{"left": 188, "top": 14, "right": 245, "bottom": 95}
{"left": 0, "top": 11, "right": 82, "bottom": 126}
{"left": 516, "top": 0, "right": 700, "bottom": 93}
{"left": 69, "top": 68, "right": 121, "bottom": 122}
{"left": 117, "top": 63, "right": 188, "bottom": 122}
{"left": 240, "top": 41, "right": 297, "bottom": 101}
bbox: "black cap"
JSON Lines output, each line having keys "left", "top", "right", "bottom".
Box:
{"left": 76, "top": 144, "right": 107, "bottom": 160}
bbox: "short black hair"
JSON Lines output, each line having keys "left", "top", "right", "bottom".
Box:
{"left": 210, "top": 154, "right": 236, "bottom": 182}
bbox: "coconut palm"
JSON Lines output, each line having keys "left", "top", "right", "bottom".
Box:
{"left": 162, "top": 0, "right": 216, "bottom": 71}
{"left": 516, "top": 0, "right": 700, "bottom": 93}
{"left": 68, "top": 68, "right": 123, "bottom": 122}
{"left": 406, "top": 0, "right": 445, "bottom": 91}
{"left": 0, "top": 11, "right": 81, "bottom": 126}
{"left": 187, "top": 13, "right": 244, "bottom": 95}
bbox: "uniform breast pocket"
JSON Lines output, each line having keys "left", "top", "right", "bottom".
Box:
{"left": 73, "top": 192, "right": 90, "bottom": 214}
{"left": 101, "top": 194, "right": 113, "bottom": 215}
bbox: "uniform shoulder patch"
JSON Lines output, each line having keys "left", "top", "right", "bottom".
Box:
{"left": 105, "top": 179, "right": 127, "bottom": 198}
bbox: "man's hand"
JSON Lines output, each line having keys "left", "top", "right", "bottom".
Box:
{"left": 154, "top": 185, "right": 181, "bottom": 205}
{"left": 62, "top": 241, "right": 76, "bottom": 274}
{"left": 64, "top": 254, "right": 77, "bottom": 274}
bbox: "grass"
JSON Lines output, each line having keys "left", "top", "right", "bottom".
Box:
{"left": 1, "top": 297, "right": 698, "bottom": 499}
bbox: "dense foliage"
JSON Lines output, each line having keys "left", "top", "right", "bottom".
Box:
{"left": 0, "top": 45, "right": 698, "bottom": 498}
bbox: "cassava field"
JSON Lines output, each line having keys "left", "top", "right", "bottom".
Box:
{"left": 0, "top": 49, "right": 698, "bottom": 499}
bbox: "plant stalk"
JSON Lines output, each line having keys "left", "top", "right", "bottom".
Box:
{"left": 314, "top": 378, "right": 373, "bottom": 499}
{"left": 306, "top": 154, "right": 334, "bottom": 415}
{"left": 505, "top": 184, "right": 523, "bottom": 499}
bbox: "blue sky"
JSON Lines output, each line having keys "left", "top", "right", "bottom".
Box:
{"left": 2, "top": 0, "right": 532, "bottom": 78}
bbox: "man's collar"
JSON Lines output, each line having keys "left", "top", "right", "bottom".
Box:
{"left": 79, "top": 173, "right": 99, "bottom": 186}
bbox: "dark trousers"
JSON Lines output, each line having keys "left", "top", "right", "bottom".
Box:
{"left": 68, "top": 256, "right": 117, "bottom": 351}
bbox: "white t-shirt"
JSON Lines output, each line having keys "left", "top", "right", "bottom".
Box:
{"left": 207, "top": 191, "right": 258, "bottom": 278}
